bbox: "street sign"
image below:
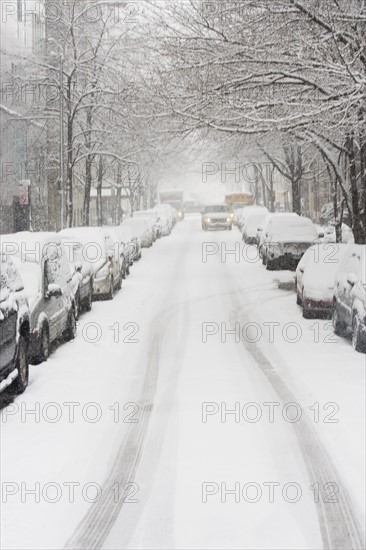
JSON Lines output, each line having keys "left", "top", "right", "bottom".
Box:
{"left": 18, "top": 180, "right": 30, "bottom": 205}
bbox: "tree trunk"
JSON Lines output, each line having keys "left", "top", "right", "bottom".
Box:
{"left": 346, "top": 133, "right": 365, "bottom": 244}
{"left": 97, "top": 156, "right": 103, "bottom": 226}
{"left": 66, "top": 113, "right": 73, "bottom": 227}
{"left": 83, "top": 108, "right": 93, "bottom": 226}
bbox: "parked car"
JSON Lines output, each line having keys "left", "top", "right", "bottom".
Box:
{"left": 134, "top": 210, "right": 161, "bottom": 240}
{"left": 104, "top": 226, "right": 129, "bottom": 280}
{"left": 202, "top": 204, "right": 232, "bottom": 230}
{"left": 1, "top": 232, "right": 77, "bottom": 364}
{"left": 241, "top": 207, "right": 269, "bottom": 244}
{"left": 332, "top": 245, "right": 366, "bottom": 352}
{"left": 124, "top": 217, "right": 154, "bottom": 248}
{"left": 260, "top": 215, "right": 320, "bottom": 270}
{"left": 315, "top": 223, "right": 354, "bottom": 244}
{"left": 154, "top": 204, "right": 176, "bottom": 234}
{"left": 59, "top": 237, "right": 94, "bottom": 318}
{"left": 117, "top": 224, "right": 141, "bottom": 265}
{"left": 257, "top": 213, "right": 298, "bottom": 256}
{"left": 296, "top": 243, "right": 348, "bottom": 318}
{"left": 0, "top": 254, "right": 30, "bottom": 394}
{"left": 59, "top": 227, "right": 121, "bottom": 300}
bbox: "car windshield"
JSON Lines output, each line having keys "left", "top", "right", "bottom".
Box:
{"left": 205, "top": 205, "right": 228, "bottom": 213}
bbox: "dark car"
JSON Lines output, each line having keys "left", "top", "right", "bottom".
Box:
{"left": 332, "top": 245, "right": 366, "bottom": 353}
{"left": 0, "top": 255, "right": 30, "bottom": 395}
{"left": 202, "top": 204, "right": 232, "bottom": 231}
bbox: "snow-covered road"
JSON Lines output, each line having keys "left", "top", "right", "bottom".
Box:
{"left": 1, "top": 215, "right": 365, "bottom": 550}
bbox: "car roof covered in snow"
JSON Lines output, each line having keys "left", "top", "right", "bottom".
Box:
{"left": 1, "top": 231, "right": 62, "bottom": 264}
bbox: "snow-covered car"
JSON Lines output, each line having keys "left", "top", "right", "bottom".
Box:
{"left": 232, "top": 207, "right": 245, "bottom": 228}
{"left": 202, "top": 204, "right": 232, "bottom": 231}
{"left": 261, "top": 215, "right": 319, "bottom": 270}
{"left": 0, "top": 254, "right": 30, "bottom": 394}
{"left": 332, "top": 244, "right": 366, "bottom": 353}
{"left": 296, "top": 243, "right": 348, "bottom": 318}
{"left": 59, "top": 236, "right": 94, "bottom": 318}
{"left": 154, "top": 204, "right": 176, "bottom": 234}
{"left": 258, "top": 212, "right": 298, "bottom": 256}
{"left": 59, "top": 227, "right": 121, "bottom": 300}
{"left": 316, "top": 223, "right": 354, "bottom": 244}
{"left": 124, "top": 217, "right": 154, "bottom": 248}
{"left": 153, "top": 205, "right": 172, "bottom": 236}
{"left": 241, "top": 207, "right": 269, "bottom": 244}
{"left": 133, "top": 210, "right": 161, "bottom": 240}
{"left": 1, "top": 232, "right": 77, "bottom": 364}
{"left": 117, "top": 224, "right": 140, "bottom": 266}
{"left": 104, "top": 226, "right": 129, "bottom": 280}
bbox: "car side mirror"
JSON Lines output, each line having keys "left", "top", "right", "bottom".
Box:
{"left": 346, "top": 272, "right": 358, "bottom": 286}
{"left": 46, "top": 283, "right": 62, "bottom": 298}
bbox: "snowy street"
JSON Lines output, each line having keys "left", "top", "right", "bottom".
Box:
{"left": 1, "top": 216, "right": 365, "bottom": 550}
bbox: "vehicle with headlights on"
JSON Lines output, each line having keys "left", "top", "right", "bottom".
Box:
{"left": 202, "top": 204, "right": 232, "bottom": 231}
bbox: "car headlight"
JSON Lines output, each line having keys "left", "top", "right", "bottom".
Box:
{"left": 206, "top": 217, "right": 211, "bottom": 222}
{"left": 227, "top": 218, "right": 231, "bottom": 222}
{"left": 96, "top": 264, "right": 109, "bottom": 278}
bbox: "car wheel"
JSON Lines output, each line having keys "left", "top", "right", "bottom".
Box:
{"left": 12, "top": 335, "right": 29, "bottom": 394}
{"left": 302, "top": 307, "right": 312, "bottom": 319}
{"left": 107, "top": 276, "right": 114, "bottom": 300}
{"left": 266, "top": 257, "right": 276, "bottom": 270}
{"left": 352, "top": 314, "right": 366, "bottom": 353}
{"left": 332, "top": 300, "right": 345, "bottom": 336}
{"left": 64, "top": 309, "right": 77, "bottom": 342}
{"left": 37, "top": 325, "right": 50, "bottom": 363}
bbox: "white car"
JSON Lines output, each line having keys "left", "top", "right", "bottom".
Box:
{"left": 296, "top": 243, "right": 348, "bottom": 318}
{"left": 258, "top": 212, "right": 299, "bottom": 256}
{"left": 332, "top": 244, "right": 366, "bottom": 352}
{"left": 241, "top": 207, "right": 269, "bottom": 244}
{"left": 117, "top": 224, "right": 141, "bottom": 264}
{"left": 134, "top": 210, "right": 161, "bottom": 240}
{"left": 1, "top": 232, "right": 77, "bottom": 363}
{"left": 124, "top": 217, "right": 154, "bottom": 248}
{"left": 155, "top": 204, "right": 176, "bottom": 234}
{"left": 261, "top": 215, "right": 320, "bottom": 270}
{"left": 104, "top": 226, "right": 129, "bottom": 280}
{"left": 202, "top": 204, "right": 232, "bottom": 230}
{"left": 59, "top": 227, "right": 122, "bottom": 299}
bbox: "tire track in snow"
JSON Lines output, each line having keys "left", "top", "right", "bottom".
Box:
{"left": 64, "top": 238, "right": 190, "bottom": 550}
{"left": 227, "top": 283, "right": 365, "bottom": 550}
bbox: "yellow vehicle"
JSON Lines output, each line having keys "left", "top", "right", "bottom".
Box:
{"left": 225, "top": 192, "right": 254, "bottom": 222}
{"left": 224, "top": 192, "right": 254, "bottom": 210}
